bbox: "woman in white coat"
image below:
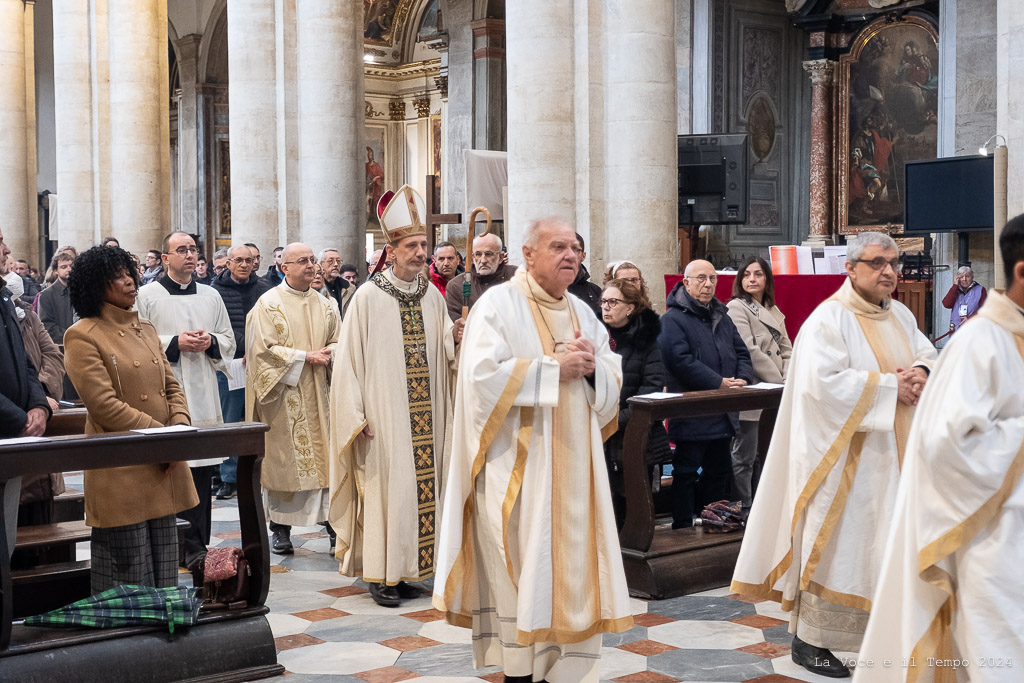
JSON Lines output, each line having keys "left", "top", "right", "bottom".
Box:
{"left": 726, "top": 256, "right": 792, "bottom": 510}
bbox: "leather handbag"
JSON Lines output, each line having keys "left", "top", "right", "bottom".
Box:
{"left": 202, "top": 547, "right": 250, "bottom": 609}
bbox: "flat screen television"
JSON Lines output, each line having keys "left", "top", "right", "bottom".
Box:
{"left": 678, "top": 134, "right": 748, "bottom": 225}
{"left": 903, "top": 155, "right": 994, "bottom": 234}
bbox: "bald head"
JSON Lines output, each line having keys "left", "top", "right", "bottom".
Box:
{"left": 683, "top": 259, "right": 717, "bottom": 304}
{"left": 281, "top": 242, "right": 316, "bottom": 291}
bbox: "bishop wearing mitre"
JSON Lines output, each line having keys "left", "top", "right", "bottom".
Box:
{"left": 433, "top": 217, "right": 632, "bottom": 683}
{"left": 329, "top": 185, "right": 455, "bottom": 607}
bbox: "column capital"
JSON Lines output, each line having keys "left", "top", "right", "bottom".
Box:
{"left": 388, "top": 99, "right": 406, "bottom": 121}
{"left": 173, "top": 33, "right": 202, "bottom": 63}
{"left": 802, "top": 58, "right": 836, "bottom": 85}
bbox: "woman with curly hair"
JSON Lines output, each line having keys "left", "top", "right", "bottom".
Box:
{"left": 603, "top": 260, "right": 653, "bottom": 310}
{"left": 64, "top": 246, "right": 198, "bottom": 592}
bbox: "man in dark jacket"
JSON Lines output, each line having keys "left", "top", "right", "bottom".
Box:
{"left": 211, "top": 244, "right": 272, "bottom": 498}
{"left": 1, "top": 228, "right": 51, "bottom": 557}
{"left": 567, "top": 233, "right": 602, "bottom": 318}
{"left": 444, "top": 233, "right": 516, "bottom": 325}
{"left": 658, "top": 259, "right": 753, "bottom": 528}
{"left": 262, "top": 246, "right": 285, "bottom": 286}
{"left": 318, "top": 248, "right": 352, "bottom": 315}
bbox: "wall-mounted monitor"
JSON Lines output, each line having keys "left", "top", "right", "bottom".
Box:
{"left": 677, "top": 134, "right": 749, "bottom": 225}
{"left": 903, "top": 155, "right": 994, "bottom": 234}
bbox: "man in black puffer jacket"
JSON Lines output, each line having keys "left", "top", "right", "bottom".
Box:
{"left": 567, "top": 233, "right": 602, "bottom": 318}
{"left": 658, "top": 259, "right": 752, "bottom": 528}
{"left": 211, "top": 245, "right": 272, "bottom": 498}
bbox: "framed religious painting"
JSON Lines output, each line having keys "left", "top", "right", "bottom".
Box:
{"left": 365, "top": 124, "right": 387, "bottom": 229}
{"left": 836, "top": 15, "right": 938, "bottom": 235}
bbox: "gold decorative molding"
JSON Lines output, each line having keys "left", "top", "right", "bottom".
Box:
{"left": 364, "top": 58, "right": 441, "bottom": 82}
{"left": 389, "top": 99, "right": 407, "bottom": 121}
{"left": 434, "top": 74, "right": 448, "bottom": 99}
{"left": 412, "top": 97, "right": 431, "bottom": 118}
{"left": 365, "top": 101, "right": 385, "bottom": 119}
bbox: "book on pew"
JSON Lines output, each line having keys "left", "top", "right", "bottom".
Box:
{"left": 633, "top": 392, "right": 684, "bottom": 400}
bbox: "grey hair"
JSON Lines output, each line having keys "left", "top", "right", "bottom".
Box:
{"left": 318, "top": 248, "right": 340, "bottom": 262}
{"left": 956, "top": 265, "right": 974, "bottom": 276}
{"left": 846, "top": 231, "right": 897, "bottom": 263}
{"left": 524, "top": 217, "right": 571, "bottom": 248}
{"left": 473, "top": 232, "right": 503, "bottom": 249}
{"left": 228, "top": 244, "right": 251, "bottom": 258}
{"left": 213, "top": 247, "right": 229, "bottom": 260}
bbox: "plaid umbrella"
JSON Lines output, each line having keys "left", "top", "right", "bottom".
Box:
{"left": 24, "top": 584, "right": 202, "bottom": 634}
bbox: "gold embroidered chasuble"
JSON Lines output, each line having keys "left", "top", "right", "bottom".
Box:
{"left": 434, "top": 267, "right": 631, "bottom": 682}
{"left": 854, "top": 290, "right": 1024, "bottom": 683}
{"left": 731, "top": 278, "right": 936, "bottom": 651}
{"left": 245, "top": 282, "right": 340, "bottom": 494}
{"left": 328, "top": 268, "right": 455, "bottom": 585}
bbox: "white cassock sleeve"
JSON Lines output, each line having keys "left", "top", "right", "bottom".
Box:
{"left": 281, "top": 350, "right": 306, "bottom": 387}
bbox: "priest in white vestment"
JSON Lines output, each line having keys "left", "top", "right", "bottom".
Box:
{"left": 329, "top": 185, "right": 455, "bottom": 607}
{"left": 433, "top": 218, "right": 632, "bottom": 683}
{"left": 246, "top": 242, "right": 340, "bottom": 555}
{"left": 135, "top": 231, "right": 235, "bottom": 568}
{"left": 731, "top": 232, "right": 936, "bottom": 678}
{"left": 854, "top": 220, "right": 1024, "bottom": 683}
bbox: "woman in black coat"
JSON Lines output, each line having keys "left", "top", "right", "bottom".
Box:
{"left": 601, "top": 278, "right": 671, "bottom": 528}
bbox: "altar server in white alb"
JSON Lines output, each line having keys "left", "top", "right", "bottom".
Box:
{"left": 731, "top": 231, "right": 936, "bottom": 679}
{"left": 328, "top": 185, "right": 455, "bottom": 607}
{"left": 434, "top": 217, "right": 631, "bottom": 683}
{"left": 854, "top": 217, "right": 1024, "bottom": 683}
{"left": 135, "top": 231, "right": 235, "bottom": 569}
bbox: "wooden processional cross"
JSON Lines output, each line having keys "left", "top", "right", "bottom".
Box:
{"left": 424, "top": 174, "right": 461, "bottom": 254}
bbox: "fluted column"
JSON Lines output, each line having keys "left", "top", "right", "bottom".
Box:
{"left": 803, "top": 59, "right": 836, "bottom": 244}
{"left": 227, "top": 0, "right": 279, "bottom": 256}
{"left": 295, "top": 0, "right": 364, "bottom": 265}
{"left": 506, "top": 0, "right": 577, "bottom": 258}
{"left": 107, "top": 0, "right": 167, "bottom": 255}
{"left": 0, "top": 0, "right": 32, "bottom": 262}
{"left": 603, "top": 0, "right": 677, "bottom": 309}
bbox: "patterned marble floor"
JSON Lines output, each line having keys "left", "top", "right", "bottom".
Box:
{"left": 63, "top": 474, "right": 846, "bottom": 683}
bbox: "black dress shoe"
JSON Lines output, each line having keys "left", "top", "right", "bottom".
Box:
{"left": 503, "top": 675, "right": 533, "bottom": 683}
{"left": 271, "top": 528, "right": 294, "bottom": 555}
{"left": 395, "top": 581, "right": 422, "bottom": 599}
{"left": 791, "top": 635, "right": 851, "bottom": 678}
{"left": 215, "top": 482, "right": 237, "bottom": 500}
{"left": 367, "top": 582, "right": 401, "bottom": 607}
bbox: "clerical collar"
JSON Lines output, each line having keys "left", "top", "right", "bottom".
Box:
{"left": 280, "top": 279, "right": 312, "bottom": 295}
{"left": 158, "top": 273, "right": 197, "bottom": 296}
{"left": 385, "top": 267, "right": 420, "bottom": 293}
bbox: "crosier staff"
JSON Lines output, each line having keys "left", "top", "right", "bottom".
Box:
{"left": 462, "top": 206, "right": 492, "bottom": 320}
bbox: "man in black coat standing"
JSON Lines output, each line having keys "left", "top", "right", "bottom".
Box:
{"left": 211, "top": 244, "right": 272, "bottom": 499}
{"left": 567, "top": 232, "right": 602, "bottom": 318}
{"left": 0, "top": 228, "right": 51, "bottom": 557}
{"left": 658, "top": 259, "right": 753, "bottom": 528}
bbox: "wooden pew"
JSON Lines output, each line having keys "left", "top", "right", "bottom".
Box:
{"left": 619, "top": 387, "right": 783, "bottom": 599}
{"left": 0, "top": 423, "right": 283, "bottom": 683}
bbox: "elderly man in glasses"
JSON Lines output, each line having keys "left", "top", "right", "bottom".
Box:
{"left": 135, "top": 231, "right": 236, "bottom": 570}
{"left": 443, "top": 232, "right": 517, "bottom": 343}
{"left": 246, "top": 243, "right": 340, "bottom": 555}
{"left": 731, "top": 231, "right": 936, "bottom": 678}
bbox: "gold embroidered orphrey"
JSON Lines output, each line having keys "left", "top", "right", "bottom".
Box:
{"left": 372, "top": 271, "right": 437, "bottom": 576}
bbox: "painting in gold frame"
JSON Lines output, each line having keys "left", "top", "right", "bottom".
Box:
{"left": 836, "top": 15, "right": 938, "bottom": 235}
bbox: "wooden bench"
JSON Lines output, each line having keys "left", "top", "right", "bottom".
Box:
{"left": 0, "top": 423, "right": 282, "bottom": 682}
{"left": 619, "top": 387, "right": 783, "bottom": 599}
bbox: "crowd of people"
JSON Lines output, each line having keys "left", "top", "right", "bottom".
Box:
{"left": 3, "top": 186, "right": 1024, "bottom": 682}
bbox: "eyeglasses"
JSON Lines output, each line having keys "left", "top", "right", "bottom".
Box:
{"left": 600, "top": 298, "right": 625, "bottom": 309}
{"left": 621, "top": 276, "right": 642, "bottom": 285}
{"left": 472, "top": 251, "right": 498, "bottom": 259}
{"left": 283, "top": 256, "right": 318, "bottom": 266}
{"left": 687, "top": 274, "right": 717, "bottom": 284}
{"left": 229, "top": 257, "right": 254, "bottom": 265}
{"left": 168, "top": 246, "right": 198, "bottom": 256}
{"left": 853, "top": 258, "right": 903, "bottom": 273}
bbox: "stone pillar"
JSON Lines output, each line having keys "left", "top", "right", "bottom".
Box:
{"left": 107, "top": 0, "right": 167, "bottom": 256}
{"left": 23, "top": 0, "right": 37, "bottom": 261}
{"left": 603, "top": 1, "right": 678, "bottom": 309}
{"left": 506, "top": 0, "right": 577, "bottom": 258}
{"left": 803, "top": 58, "right": 836, "bottom": 245}
{"left": 997, "top": 0, "right": 1024, "bottom": 289}
{"left": 442, "top": 0, "right": 473, "bottom": 245}
{"left": 471, "top": 18, "right": 505, "bottom": 151}
{"left": 295, "top": 0, "right": 364, "bottom": 265}
{"left": 174, "top": 34, "right": 202, "bottom": 242}
{"left": 0, "top": 0, "right": 32, "bottom": 262}
{"left": 227, "top": 0, "right": 279, "bottom": 256}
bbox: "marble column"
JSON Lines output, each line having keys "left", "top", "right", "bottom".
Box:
{"left": 0, "top": 0, "right": 32, "bottom": 262}
{"left": 227, "top": 0, "right": 279, "bottom": 256}
{"left": 51, "top": 0, "right": 97, "bottom": 250}
{"left": 295, "top": 0, "right": 364, "bottom": 265}
{"left": 506, "top": 0, "right": 577, "bottom": 258}
{"left": 174, "top": 34, "right": 202, "bottom": 242}
{"left": 803, "top": 58, "right": 836, "bottom": 245}
{"left": 23, "top": 0, "right": 37, "bottom": 261}
{"left": 602, "top": 1, "right": 678, "bottom": 309}
{"left": 996, "top": 0, "right": 1024, "bottom": 289}
{"left": 471, "top": 18, "right": 505, "bottom": 152}
{"left": 442, "top": 0, "right": 473, "bottom": 245}
{"left": 107, "top": 0, "right": 167, "bottom": 256}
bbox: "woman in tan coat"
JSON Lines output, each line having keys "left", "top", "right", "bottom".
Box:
{"left": 64, "top": 246, "right": 198, "bottom": 592}
{"left": 726, "top": 256, "right": 792, "bottom": 510}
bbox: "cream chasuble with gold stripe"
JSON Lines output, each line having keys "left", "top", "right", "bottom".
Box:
{"left": 433, "top": 267, "right": 631, "bottom": 683}
{"left": 855, "top": 290, "right": 1024, "bottom": 683}
{"left": 731, "top": 278, "right": 935, "bottom": 652}
{"left": 328, "top": 268, "right": 455, "bottom": 585}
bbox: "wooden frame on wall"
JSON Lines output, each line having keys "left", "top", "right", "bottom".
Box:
{"left": 836, "top": 15, "right": 938, "bottom": 235}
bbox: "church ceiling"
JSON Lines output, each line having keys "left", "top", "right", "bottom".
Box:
{"left": 364, "top": 0, "right": 415, "bottom": 46}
